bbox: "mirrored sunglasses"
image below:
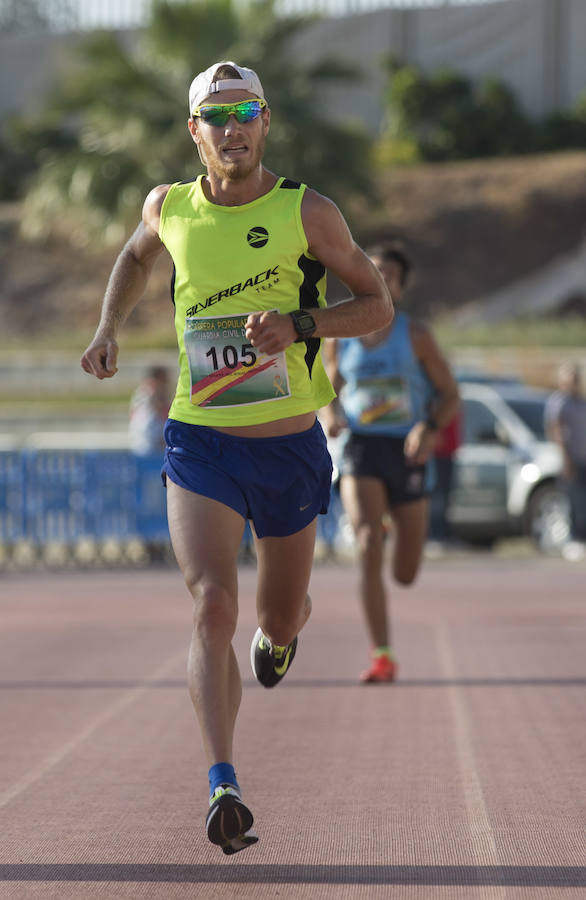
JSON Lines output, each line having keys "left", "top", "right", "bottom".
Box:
{"left": 191, "top": 99, "right": 267, "bottom": 127}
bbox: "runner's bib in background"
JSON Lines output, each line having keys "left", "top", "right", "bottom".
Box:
{"left": 351, "top": 376, "right": 411, "bottom": 426}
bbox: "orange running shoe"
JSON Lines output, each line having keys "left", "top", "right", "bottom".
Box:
{"left": 360, "top": 653, "right": 397, "bottom": 683}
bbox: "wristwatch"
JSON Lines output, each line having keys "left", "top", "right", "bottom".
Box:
{"left": 289, "top": 309, "right": 317, "bottom": 342}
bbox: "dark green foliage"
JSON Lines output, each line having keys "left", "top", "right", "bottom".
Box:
{"left": 381, "top": 57, "right": 586, "bottom": 162}
{"left": 538, "top": 96, "right": 586, "bottom": 152}
{"left": 0, "top": 116, "right": 76, "bottom": 200}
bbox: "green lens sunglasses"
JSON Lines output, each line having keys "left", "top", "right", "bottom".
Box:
{"left": 191, "top": 99, "right": 267, "bottom": 127}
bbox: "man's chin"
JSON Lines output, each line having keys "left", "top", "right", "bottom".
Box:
{"left": 209, "top": 143, "right": 264, "bottom": 181}
{"left": 207, "top": 158, "right": 245, "bottom": 180}
{"left": 223, "top": 161, "right": 255, "bottom": 181}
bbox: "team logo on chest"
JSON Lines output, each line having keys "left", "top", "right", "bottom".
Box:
{"left": 185, "top": 265, "right": 281, "bottom": 316}
{"left": 247, "top": 226, "right": 269, "bottom": 248}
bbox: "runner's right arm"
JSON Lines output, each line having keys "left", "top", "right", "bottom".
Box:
{"left": 80, "top": 185, "right": 169, "bottom": 380}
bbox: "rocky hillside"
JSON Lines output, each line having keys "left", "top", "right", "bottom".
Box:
{"left": 2, "top": 151, "right": 586, "bottom": 342}
{"left": 357, "top": 151, "right": 586, "bottom": 320}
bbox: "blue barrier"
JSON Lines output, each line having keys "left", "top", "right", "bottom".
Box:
{"left": 0, "top": 450, "right": 170, "bottom": 546}
{"left": 25, "top": 450, "right": 90, "bottom": 542}
{"left": 0, "top": 451, "right": 25, "bottom": 543}
{"left": 0, "top": 450, "right": 343, "bottom": 552}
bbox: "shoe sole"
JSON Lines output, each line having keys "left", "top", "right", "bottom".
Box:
{"left": 206, "top": 794, "right": 254, "bottom": 847}
{"left": 222, "top": 828, "right": 259, "bottom": 855}
{"left": 360, "top": 673, "right": 396, "bottom": 683}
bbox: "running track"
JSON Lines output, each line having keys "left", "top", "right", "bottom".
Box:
{"left": 1, "top": 557, "right": 585, "bottom": 899}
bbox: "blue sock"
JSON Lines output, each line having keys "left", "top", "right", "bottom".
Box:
{"left": 208, "top": 762, "right": 239, "bottom": 797}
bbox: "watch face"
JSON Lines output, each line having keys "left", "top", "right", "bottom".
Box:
{"left": 291, "top": 310, "right": 316, "bottom": 341}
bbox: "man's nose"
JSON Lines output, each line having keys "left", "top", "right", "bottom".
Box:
{"left": 224, "top": 114, "right": 240, "bottom": 133}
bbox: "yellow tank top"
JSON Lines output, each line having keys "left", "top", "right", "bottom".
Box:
{"left": 159, "top": 175, "right": 335, "bottom": 426}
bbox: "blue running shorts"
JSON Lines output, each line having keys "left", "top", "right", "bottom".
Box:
{"left": 162, "top": 417, "right": 333, "bottom": 538}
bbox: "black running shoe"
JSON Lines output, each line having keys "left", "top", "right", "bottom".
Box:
{"left": 205, "top": 785, "right": 257, "bottom": 855}
{"left": 250, "top": 627, "right": 298, "bottom": 688}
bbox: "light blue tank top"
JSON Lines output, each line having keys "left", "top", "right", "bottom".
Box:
{"left": 337, "top": 312, "right": 433, "bottom": 437}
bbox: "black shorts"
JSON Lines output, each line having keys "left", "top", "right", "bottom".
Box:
{"left": 340, "top": 432, "right": 432, "bottom": 506}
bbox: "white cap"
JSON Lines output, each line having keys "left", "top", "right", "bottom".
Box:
{"left": 189, "top": 61, "right": 264, "bottom": 114}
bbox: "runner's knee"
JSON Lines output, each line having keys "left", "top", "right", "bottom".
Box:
{"left": 393, "top": 563, "right": 420, "bottom": 586}
{"left": 190, "top": 581, "right": 238, "bottom": 643}
{"left": 355, "top": 522, "right": 384, "bottom": 559}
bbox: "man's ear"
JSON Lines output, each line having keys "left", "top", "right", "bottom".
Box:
{"left": 188, "top": 118, "right": 207, "bottom": 165}
{"left": 188, "top": 117, "right": 199, "bottom": 141}
{"left": 262, "top": 107, "right": 271, "bottom": 137}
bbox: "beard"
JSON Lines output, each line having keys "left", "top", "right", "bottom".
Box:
{"left": 206, "top": 131, "right": 266, "bottom": 181}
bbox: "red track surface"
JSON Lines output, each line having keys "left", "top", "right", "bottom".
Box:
{"left": 1, "top": 557, "right": 585, "bottom": 898}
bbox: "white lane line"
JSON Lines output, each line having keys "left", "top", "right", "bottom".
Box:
{"left": 435, "top": 623, "right": 506, "bottom": 898}
{"left": 0, "top": 650, "right": 186, "bottom": 810}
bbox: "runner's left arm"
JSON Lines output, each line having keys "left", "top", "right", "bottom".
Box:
{"left": 404, "top": 320, "right": 460, "bottom": 464}
{"left": 321, "top": 339, "right": 348, "bottom": 438}
{"left": 245, "top": 189, "right": 393, "bottom": 354}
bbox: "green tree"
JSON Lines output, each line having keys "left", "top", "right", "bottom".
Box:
{"left": 538, "top": 93, "right": 586, "bottom": 151}
{"left": 0, "top": 117, "right": 76, "bottom": 201}
{"left": 376, "top": 57, "right": 533, "bottom": 164}
{"left": 16, "top": 0, "right": 372, "bottom": 245}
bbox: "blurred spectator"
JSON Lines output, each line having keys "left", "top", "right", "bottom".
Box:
{"left": 428, "top": 411, "right": 461, "bottom": 548}
{"left": 129, "top": 366, "right": 172, "bottom": 456}
{"left": 545, "top": 362, "right": 586, "bottom": 560}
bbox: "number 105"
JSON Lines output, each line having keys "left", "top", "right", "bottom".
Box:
{"left": 205, "top": 344, "right": 257, "bottom": 370}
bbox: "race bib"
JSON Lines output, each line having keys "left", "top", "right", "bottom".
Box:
{"left": 352, "top": 375, "right": 412, "bottom": 426}
{"left": 184, "top": 312, "right": 291, "bottom": 408}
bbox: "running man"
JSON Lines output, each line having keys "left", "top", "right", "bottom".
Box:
{"left": 81, "top": 61, "right": 393, "bottom": 853}
{"left": 322, "top": 242, "right": 459, "bottom": 682}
